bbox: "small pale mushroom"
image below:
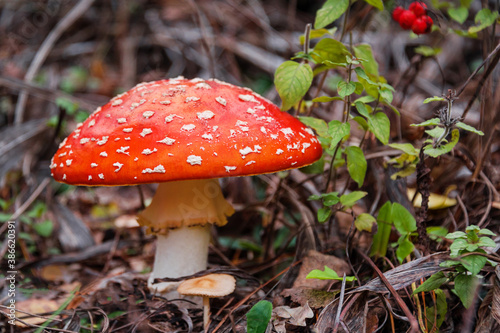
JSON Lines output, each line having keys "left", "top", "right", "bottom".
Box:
{"left": 50, "top": 77, "right": 322, "bottom": 297}
{"left": 177, "top": 274, "right": 236, "bottom": 331}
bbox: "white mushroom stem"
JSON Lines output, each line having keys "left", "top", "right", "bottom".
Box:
{"left": 203, "top": 296, "right": 210, "bottom": 330}
{"left": 138, "top": 179, "right": 234, "bottom": 296}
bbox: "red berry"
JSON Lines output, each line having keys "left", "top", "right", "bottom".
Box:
{"left": 409, "top": 2, "right": 428, "bottom": 17}
{"left": 392, "top": 6, "right": 404, "bottom": 22}
{"left": 412, "top": 15, "right": 433, "bottom": 34}
{"left": 399, "top": 10, "right": 417, "bottom": 30}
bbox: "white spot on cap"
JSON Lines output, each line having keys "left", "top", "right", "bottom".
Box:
{"left": 113, "top": 162, "right": 124, "bottom": 172}
{"left": 112, "top": 99, "right": 123, "bottom": 106}
{"left": 143, "top": 111, "right": 155, "bottom": 118}
{"left": 247, "top": 108, "right": 255, "bottom": 114}
{"left": 291, "top": 162, "right": 297, "bottom": 166}
{"left": 185, "top": 96, "right": 200, "bottom": 103}
{"left": 125, "top": 137, "right": 131, "bottom": 141}
{"left": 197, "top": 110, "right": 215, "bottom": 120}
{"left": 165, "top": 114, "right": 183, "bottom": 123}
{"left": 238, "top": 94, "right": 258, "bottom": 103}
{"left": 276, "top": 149, "right": 284, "bottom": 155}
{"left": 100, "top": 152, "right": 108, "bottom": 157}
{"left": 225, "top": 166, "right": 237, "bottom": 172}
{"left": 195, "top": 82, "right": 211, "bottom": 89}
{"left": 117, "top": 146, "right": 130, "bottom": 155}
{"left": 63, "top": 174, "right": 66, "bottom": 180}
{"left": 302, "top": 143, "right": 311, "bottom": 153}
{"left": 88, "top": 119, "right": 96, "bottom": 127}
{"left": 142, "top": 165, "right": 166, "bottom": 173}
{"left": 117, "top": 118, "right": 127, "bottom": 124}
{"left": 216, "top": 97, "right": 226, "bottom": 106}
{"left": 181, "top": 124, "right": 196, "bottom": 131}
{"left": 260, "top": 127, "right": 267, "bottom": 134}
{"left": 97, "top": 136, "right": 109, "bottom": 145}
{"left": 271, "top": 134, "right": 278, "bottom": 139}
{"left": 160, "top": 100, "right": 171, "bottom": 105}
{"left": 239, "top": 147, "right": 253, "bottom": 158}
{"left": 142, "top": 148, "right": 157, "bottom": 155}
{"left": 245, "top": 160, "right": 256, "bottom": 166}
{"left": 304, "top": 128, "right": 315, "bottom": 136}
{"left": 58, "top": 152, "right": 67, "bottom": 157}
{"left": 202, "top": 133, "right": 213, "bottom": 140}
{"left": 114, "top": 138, "right": 120, "bottom": 141}
{"left": 80, "top": 138, "right": 90, "bottom": 144}
{"left": 140, "top": 128, "right": 153, "bottom": 137}
{"left": 91, "top": 163, "right": 98, "bottom": 168}
{"left": 88, "top": 175, "right": 92, "bottom": 180}
{"left": 98, "top": 174, "right": 104, "bottom": 179}
{"left": 66, "top": 159, "right": 72, "bottom": 166}
{"left": 157, "top": 137, "right": 176, "bottom": 145}
{"left": 187, "top": 155, "right": 202, "bottom": 165}
{"left": 123, "top": 128, "right": 133, "bottom": 133}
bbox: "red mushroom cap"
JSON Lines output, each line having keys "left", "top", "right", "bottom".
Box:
{"left": 50, "top": 78, "right": 322, "bottom": 185}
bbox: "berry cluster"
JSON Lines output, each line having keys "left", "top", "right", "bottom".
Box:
{"left": 393, "top": 2, "right": 433, "bottom": 35}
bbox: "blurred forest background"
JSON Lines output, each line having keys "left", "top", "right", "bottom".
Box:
{"left": 0, "top": 0, "right": 499, "bottom": 332}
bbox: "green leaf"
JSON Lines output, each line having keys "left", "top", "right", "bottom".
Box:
{"left": 413, "top": 272, "right": 449, "bottom": 294}
{"left": 353, "top": 116, "right": 369, "bottom": 131}
{"left": 450, "top": 238, "right": 468, "bottom": 257}
{"left": 388, "top": 143, "right": 418, "bottom": 156}
{"left": 454, "top": 274, "right": 479, "bottom": 308}
{"left": 318, "top": 207, "right": 332, "bottom": 223}
{"left": 367, "top": 112, "right": 390, "bottom": 145}
{"left": 468, "top": 9, "right": 499, "bottom": 34}
{"left": 426, "top": 289, "right": 447, "bottom": 330}
{"left": 396, "top": 236, "right": 415, "bottom": 263}
{"left": 340, "top": 191, "right": 367, "bottom": 208}
{"left": 461, "top": 254, "right": 487, "bottom": 275}
{"left": 33, "top": 220, "right": 54, "bottom": 237}
{"left": 299, "top": 116, "right": 329, "bottom": 138}
{"left": 312, "top": 96, "right": 343, "bottom": 103}
{"left": 478, "top": 228, "right": 496, "bottom": 237}
{"left": 307, "top": 266, "right": 357, "bottom": 281}
{"left": 477, "top": 237, "right": 496, "bottom": 248}
{"left": 274, "top": 61, "right": 313, "bottom": 111}
{"left": 456, "top": 121, "right": 484, "bottom": 135}
{"left": 299, "top": 28, "right": 331, "bottom": 44}
{"left": 328, "top": 121, "right": 350, "bottom": 149}
{"left": 423, "top": 96, "right": 445, "bottom": 104}
{"left": 323, "top": 193, "right": 340, "bottom": 206}
{"left": 414, "top": 46, "right": 442, "bottom": 57}
{"left": 246, "top": 300, "right": 273, "bottom": 333}
{"left": 353, "top": 96, "right": 376, "bottom": 104}
{"left": 355, "top": 213, "right": 376, "bottom": 232}
{"left": 337, "top": 81, "right": 356, "bottom": 98}
{"left": 427, "top": 226, "right": 449, "bottom": 241}
{"left": 354, "top": 44, "right": 379, "bottom": 77}
{"left": 362, "top": 0, "right": 383, "bottom": 11}
{"left": 355, "top": 101, "right": 370, "bottom": 118}
{"left": 411, "top": 117, "right": 441, "bottom": 126}
{"left": 314, "top": 0, "right": 349, "bottom": 29}
{"left": 379, "top": 87, "right": 393, "bottom": 104}
{"left": 300, "top": 156, "right": 325, "bottom": 174}
{"left": 370, "top": 201, "right": 393, "bottom": 258}
{"left": 312, "top": 38, "right": 351, "bottom": 66}
{"left": 392, "top": 203, "right": 417, "bottom": 234}
{"left": 445, "top": 231, "right": 467, "bottom": 239}
{"left": 448, "top": 7, "right": 469, "bottom": 24}
{"left": 424, "top": 129, "right": 460, "bottom": 157}
{"left": 425, "top": 127, "right": 445, "bottom": 139}
{"left": 345, "top": 146, "right": 367, "bottom": 188}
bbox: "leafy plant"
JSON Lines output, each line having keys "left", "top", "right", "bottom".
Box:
{"left": 414, "top": 225, "right": 497, "bottom": 308}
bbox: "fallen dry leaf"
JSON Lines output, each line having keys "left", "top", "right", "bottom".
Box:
{"left": 273, "top": 302, "right": 314, "bottom": 326}
{"left": 15, "top": 298, "right": 63, "bottom": 327}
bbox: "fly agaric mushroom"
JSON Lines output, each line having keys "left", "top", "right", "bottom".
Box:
{"left": 50, "top": 77, "right": 322, "bottom": 295}
{"left": 177, "top": 273, "right": 236, "bottom": 330}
